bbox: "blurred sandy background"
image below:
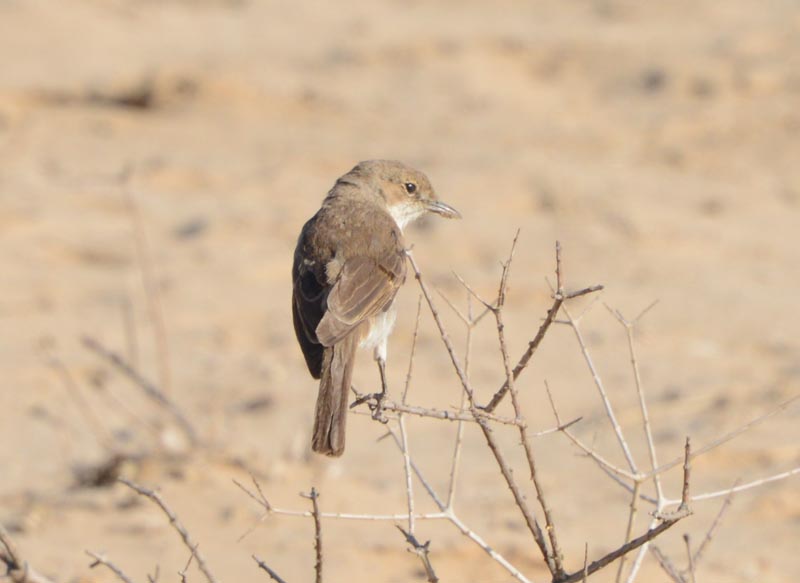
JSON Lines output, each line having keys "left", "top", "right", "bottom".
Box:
{"left": 1, "top": 1, "right": 799, "bottom": 581}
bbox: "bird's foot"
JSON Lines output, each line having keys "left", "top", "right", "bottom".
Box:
{"left": 349, "top": 391, "right": 389, "bottom": 424}
{"left": 370, "top": 391, "right": 389, "bottom": 423}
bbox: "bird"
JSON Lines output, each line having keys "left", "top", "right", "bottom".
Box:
{"left": 292, "top": 160, "right": 460, "bottom": 456}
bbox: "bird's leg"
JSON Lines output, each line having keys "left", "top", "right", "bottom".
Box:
{"left": 349, "top": 322, "right": 392, "bottom": 421}
{"left": 347, "top": 349, "right": 389, "bottom": 422}
{"left": 371, "top": 344, "right": 389, "bottom": 423}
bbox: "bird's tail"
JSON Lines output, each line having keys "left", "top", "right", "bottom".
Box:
{"left": 312, "top": 335, "right": 358, "bottom": 456}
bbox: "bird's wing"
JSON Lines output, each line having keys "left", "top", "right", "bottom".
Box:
{"left": 292, "top": 250, "right": 330, "bottom": 379}
{"left": 316, "top": 253, "right": 405, "bottom": 347}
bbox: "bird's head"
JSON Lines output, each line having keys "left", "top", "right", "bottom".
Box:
{"left": 348, "top": 160, "right": 461, "bottom": 230}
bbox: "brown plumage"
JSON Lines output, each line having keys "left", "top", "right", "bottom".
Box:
{"left": 292, "top": 160, "right": 459, "bottom": 456}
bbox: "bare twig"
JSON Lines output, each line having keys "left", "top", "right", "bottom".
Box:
{"left": 452, "top": 272, "right": 495, "bottom": 312}
{"left": 446, "top": 293, "right": 473, "bottom": 510}
{"left": 607, "top": 303, "right": 664, "bottom": 503}
{"left": 544, "top": 385, "right": 637, "bottom": 482}
{"left": 178, "top": 545, "right": 198, "bottom": 583}
{"left": 683, "top": 534, "right": 696, "bottom": 583}
{"left": 579, "top": 439, "right": 692, "bottom": 583}
{"left": 626, "top": 440, "right": 694, "bottom": 582}
{"left": 253, "top": 555, "right": 288, "bottom": 583}
{"left": 607, "top": 301, "right": 664, "bottom": 583}
{"left": 300, "top": 489, "right": 323, "bottom": 583}
{"left": 446, "top": 513, "right": 533, "bottom": 583}
{"left": 493, "top": 232, "right": 564, "bottom": 578}
{"left": 436, "top": 287, "right": 493, "bottom": 328}
{"left": 119, "top": 478, "right": 219, "bottom": 583}
{"left": 565, "top": 285, "right": 605, "bottom": 300}
{"left": 482, "top": 242, "right": 604, "bottom": 413}
{"left": 562, "top": 302, "right": 638, "bottom": 474}
{"left": 83, "top": 336, "right": 198, "bottom": 446}
{"left": 646, "top": 394, "right": 800, "bottom": 480}
{"left": 563, "top": 440, "right": 692, "bottom": 583}
{"left": 381, "top": 426, "right": 533, "bottom": 582}
{"left": 405, "top": 251, "right": 473, "bottom": 401}
{"left": 483, "top": 242, "right": 563, "bottom": 413}
{"left": 474, "top": 416, "right": 552, "bottom": 574}
{"left": 560, "top": 513, "right": 690, "bottom": 583}
{"left": 407, "top": 254, "right": 550, "bottom": 575}
{"left": 237, "top": 447, "right": 531, "bottom": 583}
{"left": 354, "top": 396, "right": 573, "bottom": 428}
{"left": 397, "top": 526, "right": 439, "bottom": 583}
{"left": 555, "top": 240, "right": 563, "bottom": 288}
{"left": 651, "top": 545, "right": 686, "bottom": 583}
{"left": 236, "top": 474, "right": 272, "bottom": 512}
{"left": 235, "top": 475, "right": 444, "bottom": 522}
{"left": 679, "top": 438, "right": 691, "bottom": 513}
{"left": 409, "top": 244, "right": 568, "bottom": 576}
{"left": 383, "top": 425, "right": 447, "bottom": 509}
{"left": 557, "top": 394, "right": 798, "bottom": 511}
{"left": 399, "top": 297, "right": 423, "bottom": 535}
{"left": 86, "top": 550, "right": 136, "bottom": 583}
{"left": 0, "top": 524, "right": 58, "bottom": 583}
{"left": 664, "top": 466, "right": 800, "bottom": 506}
{"left": 625, "top": 525, "right": 659, "bottom": 581}
{"left": 691, "top": 484, "right": 736, "bottom": 568}
{"left": 397, "top": 408, "right": 416, "bottom": 530}
{"left": 615, "top": 481, "right": 641, "bottom": 583}
{"left": 582, "top": 544, "right": 589, "bottom": 583}
{"left": 402, "top": 296, "right": 424, "bottom": 405}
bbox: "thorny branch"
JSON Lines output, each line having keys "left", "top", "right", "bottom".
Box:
{"left": 652, "top": 485, "right": 739, "bottom": 583}
{"left": 235, "top": 237, "right": 797, "bottom": 583}
{"left": 300, "top": 488, "right": 323, "bottom": 583}
{"left": 474, "top": 414, "right": 553, "bottom": 572}
{"left": 560, "top": 439, "right": 693, "bottom": 583}
{"left": 247, "top": 486, "right": 323, "bottom": 582}
{"left": 491, "top": 232, "right": 565, "bottom": 577}
{"left": 394, "top": 297, "right": 441, "bottom": 581}
{"left": 482, "top": 242, "right": 603, "bottom": 413}
{"left": 354, "top": 395, "right": 581, "bottom": 429}
{"left": 606, "top": 302, "right": 663, "bottom": 583}
{"left": 409, "top": 243, "right": 561, "bottom": 576}
{"left": 235, "top": 472, "right": 446, "bottom": 522}
{"left": 397, "top": 527, "right": 439, "bottom": 583}
{"left": 253, "top": 555, "right": 289, "bottom": 583}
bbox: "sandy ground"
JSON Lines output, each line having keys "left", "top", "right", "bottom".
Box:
{"left": 1, "top": 1, "right": 799, "bottom": 582}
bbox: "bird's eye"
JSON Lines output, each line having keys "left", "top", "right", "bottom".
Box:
{"left": 404, "top": 182, "right": 417, "bottom": 194}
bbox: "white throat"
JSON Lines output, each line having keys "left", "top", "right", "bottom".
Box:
{"left": 387, "top": 202, "right": 425, "bottom": 231}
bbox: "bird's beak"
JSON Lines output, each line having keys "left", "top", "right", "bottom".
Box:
{"left": 423, "top": 199, "right": 461, "bottom": 219}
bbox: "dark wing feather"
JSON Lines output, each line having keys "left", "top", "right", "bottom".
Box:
{"left": 292, "top": 261, "right": 328, "bottom": 379}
